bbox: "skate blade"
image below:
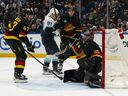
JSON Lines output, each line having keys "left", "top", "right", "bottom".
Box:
{"left": 42, "top": 73, "right": 53, "bottom": 75}
{"left": 14, "top": 79, "right": 28, "bottom": 83}
{"left": 53, "top": 73, "right": 64, "bottom": 78}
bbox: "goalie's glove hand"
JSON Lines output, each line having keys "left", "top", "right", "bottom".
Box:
{"left": 27, "top": 44, "right": 35, "bottom": 53}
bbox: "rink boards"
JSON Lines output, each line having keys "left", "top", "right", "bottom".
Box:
{"left": 0, "top": 33, "right": 128, "bottom": 60}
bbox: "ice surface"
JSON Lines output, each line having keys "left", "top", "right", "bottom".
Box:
{"left": 0, "top": 58, "right": 128, "bottom": 96}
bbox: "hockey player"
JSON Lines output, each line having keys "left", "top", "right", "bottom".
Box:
{"left": 41, "top": 8, "right": 62, "bottom": 75}
{"left": 60, "top": 4, "right": 81, "bottom": 49}
{"left": 4, "top": 9, "right": 35, "bottom": 83}
{"left": 56, "top": 29, "right": 102, "bottom": 88}
{"left": 58, "top": 4, "right": 83, "bottom": 71}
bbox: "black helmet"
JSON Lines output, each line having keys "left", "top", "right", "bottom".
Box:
{"left": 82, "top": 28, "right": 94, "bottom": 42}
{"left": 65, "top": 3, "right": 76, "bottom": 11}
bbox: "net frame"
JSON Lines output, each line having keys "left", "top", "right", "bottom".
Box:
{"left": 94, "top": 28, "right": 128, "bottom": 88}
{"left": 94, "top": 28, "right": 105, "bottom": 88}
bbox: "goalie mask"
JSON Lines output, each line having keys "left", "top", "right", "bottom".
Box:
{"left": 82, "top": 29, "right": 94, "bottom": 43}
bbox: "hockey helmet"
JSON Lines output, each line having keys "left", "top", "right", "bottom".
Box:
{"left": 82, "top": 28, "right": 94, "bottom": 42}
{"left": 65, "top": 3, "right": 76, "bottom": 11}
{"left": 48, "top": 8, "right": 60, "bottom": 21}
{"left": 49, "top": 8, "right": 59, "bottom": 15}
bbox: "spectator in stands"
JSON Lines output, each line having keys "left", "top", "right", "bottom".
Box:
{"left": 0, "top": 0, "right": 128, "bottom": 33}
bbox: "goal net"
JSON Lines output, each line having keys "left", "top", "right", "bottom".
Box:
{"left": 94, "top": 29, "right": 128, "bottom": 88}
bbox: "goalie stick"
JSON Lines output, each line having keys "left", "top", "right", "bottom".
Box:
{"left": 24, "top": 49, "right": 63, "bottom": 80}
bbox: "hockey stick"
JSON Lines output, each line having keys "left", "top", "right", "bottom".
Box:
{"left": 24, "top": 49, "right": 63, "bottom": 80}
{"left": 61, "top": 35, "right": 79, "bottom": 40}
{"left": 61, "top": 35, "right": 112, "bottom": 49}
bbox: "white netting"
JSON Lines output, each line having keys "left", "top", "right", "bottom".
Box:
{"left": 105, "top": 29, "right": 128, "bottom": 88}
{"left": 94, "top": 29, "right": 128, "bottom": 88}
{"left": 106, "top": 30, "right": 118, "bottom": 53}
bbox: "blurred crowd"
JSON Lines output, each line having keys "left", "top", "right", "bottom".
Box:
{"left": 0, "top": 0, "right": 128, "bottom": 34}
{"left": 0, "top": 0, "right": 49, "bottom": 33}
{"left": 81, "top": 0, "right": 128, "bottom": 31}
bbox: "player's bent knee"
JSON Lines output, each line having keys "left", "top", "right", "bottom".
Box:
{"left": 63, "top": 69, "right": 77, "bottom": 83}
{"left": 44, "top": 55, "right": 52, "bottom": 63}
{"left": 52, "top": 55, "right": 59, "bottom": 62}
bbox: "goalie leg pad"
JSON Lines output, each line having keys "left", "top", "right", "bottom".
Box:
{"left": 87, "top": 76, "right": 102, "bottom": 88}
{"left": 84, "top": 71, "right": 102, "bottom": 88}
{"left": 63, "top": 69, "right": 76, "bottom": 83}
{"left": 84, "top": 71, "right": 100, "bottom": 81}
{"left": 73, "top": 67, "right": 85, "bottom": 82}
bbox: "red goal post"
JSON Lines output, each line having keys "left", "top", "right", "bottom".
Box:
{"left": 92, "top": 28, "right": 127, "bottom": 88}
{"left": 92, "top": 28, "right": 105, "bottom": 88}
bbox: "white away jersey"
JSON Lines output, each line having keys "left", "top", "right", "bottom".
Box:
{"left": 43, "top": 15, "right": 57, "bottom": 31}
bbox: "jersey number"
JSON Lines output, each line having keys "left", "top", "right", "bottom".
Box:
{"left": 47, "top": 21, "right": 52, "bottom": 27}
{"left": 8, "top": 17, "right": 21, "bottom": 31}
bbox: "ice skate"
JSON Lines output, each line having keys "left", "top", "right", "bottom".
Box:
{"left": 14, "top": 73, "right": 28, "bottom": 83}
{"left": 53, "top": 69, "right": 63, "bottom": 78}
{"left": 52, "top": 64, "right": 63, "bottom": 78}
{"left": 53, "top": 69, "right": 63, "bottom": 75}
{"left": 58, "top": 63, "right": 63, "bottom": 72}
{"left": 53, "top": 64, "right": 63, "bottom": 75}
{"left": 43, "top": 68, "right": 52, "bottom": 75}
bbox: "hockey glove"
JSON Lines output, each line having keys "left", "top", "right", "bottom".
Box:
{"left": 27, "top": 45, "right": 35, "bottom": 53}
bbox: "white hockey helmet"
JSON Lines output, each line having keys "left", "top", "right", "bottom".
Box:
{"left": 49, "top": 8, "right": 59, "bottom": 15}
